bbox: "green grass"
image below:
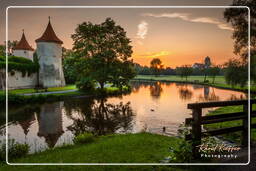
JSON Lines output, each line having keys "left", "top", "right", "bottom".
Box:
{"left": 3, "top": 85, "right": 77, "bottom": 94}
{"left": 135, "top": 75, "right": 256, "bottom": 92}
{"left": 204, "top": 104, "right": 256, "bottom": 143}
{"left": 0, "top": 133, "right": 187, "bottom": 170}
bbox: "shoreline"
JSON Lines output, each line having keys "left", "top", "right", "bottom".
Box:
{"left": 132, "top": 78, "right": 256, "bottom": 94}
{"left": 1, "top": 87, "right": 131, "bottom": 106}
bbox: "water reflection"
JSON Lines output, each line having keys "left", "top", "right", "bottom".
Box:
{"left": 65, "top": 98, "right": 135, "bottom": 136}
{"left": 149, "top": 82, "right": 163, "bottom": 99}
{"left": 0, "top": 81, "right": 248, "bottom": 153}
{"left": 198, "top": 87, "right": 220, "bottom": 102}
{"left": 178, "top": 86, "right": 193, "bottom": 101}
{"left": 37, "top": 102, "right": 64, "bottom": 148}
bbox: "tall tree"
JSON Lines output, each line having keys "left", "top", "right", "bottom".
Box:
{"left": 224, "top": 59, "right": 248, "bottom": 87}
{"left": 0, "top": 45, "right": 5, "bottom": 56}
{"left": 224, "top": 0, "right": 255, "bottom": 60}
{"left": 208, "top": 65, "right": 221, "bottom": 83}
{"left": 150, "top": 58, "right": 163, "bottom": 77}
{"left": 224, "top": 0, "right": 256, "bottom": 84}
{"left": 72, "top": 18, "right": 136, "bottom": 90}
{"left": 176, "top": 65, "right": 193, "bottom": 81}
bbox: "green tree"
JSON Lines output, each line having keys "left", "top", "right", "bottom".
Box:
{"left": 224, "top": 0, "right": 256, "bottom": 84}
{"left": 224, "top": 0, "right": 255, "bottom": 60}
{"left": 224, "top": 59, "right": 248, "bottom": 87}
{"left": 150, "top": 58, "right": 163, "bottom": 77}
{"left": 62, "top": 48, "right": 79, "bottom": 84}
{"left": 208, "top": 66, "right": 221, "bottom": 83}
{"left": 0, "top": 45, "right": 5, "bottom": 56}
{"left": 72, "top": 18, "right": 135, "bottom": 90}
{"left": 176, "top": 65, "right": 193, "bottom": 81}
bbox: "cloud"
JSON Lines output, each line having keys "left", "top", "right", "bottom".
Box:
{"left": 136, "top": 21, "right": 148, "bottom": 39}
{"left": 140, "top": 51, "right": 171, "bottom": 58}
{"left": 143, "top": 13, "right": 189, "bottom": 20}
{"left": 143, "top": 13, "right": 233, "bottom": 31}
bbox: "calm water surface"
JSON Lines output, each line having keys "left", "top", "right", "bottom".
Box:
{"left": 0, "top": 81, "right": 247, "bottom": 153}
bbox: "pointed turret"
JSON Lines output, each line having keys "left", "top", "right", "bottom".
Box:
{"left": 35, "top": 17, "right": 63, "bottom": 44}
{"left": 13, "top": 30, "right": 34, "bottom": 51}
{"left": 13, "top": 30, "right": 34, "bottom": 60}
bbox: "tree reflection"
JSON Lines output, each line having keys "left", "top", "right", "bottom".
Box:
{"left": 149, "top": 82, "right": 163, "bottom": 99}
{"left": 65, "top": 98, "right": 135, "bottom": 136}
{"left": 198, "top": 87, "right": 220, "bottom": 101}
{"left": 178, "top": 86, "right": 193, "bottom": 101}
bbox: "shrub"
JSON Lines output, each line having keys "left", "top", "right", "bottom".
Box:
{"left": 76, "top": 77, "right": 96, "bottom": 92}
{"left": 73, "top": 133, "right": 95, "bottom": 144}
{"left": 0, "top": 139, "right": 29, "bottom": 162}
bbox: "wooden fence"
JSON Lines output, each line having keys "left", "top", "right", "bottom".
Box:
{"left": 185, "top": 99, "right": 256, "bottom": 158}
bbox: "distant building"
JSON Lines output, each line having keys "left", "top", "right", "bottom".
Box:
{"left": 192, "top": 56, "right": 211, "bottom": 69}
{"left": 192, "top": 63, "right": 205, "bottom": 69}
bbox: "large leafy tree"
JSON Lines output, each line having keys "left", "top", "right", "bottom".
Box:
{"left": 224, "top": 0, "right": 256, "bottom": 84}
{"left": 224, "top": 0, "right": 255, "bottom": 60}
{"left": 150, "top": 58, "right": 163, "bottom": 77}
{"left": 224, "top": 59, "right": 248, "bottom": 87}
{"left": 72, "top": 18, "right": 135, "bottom": 90}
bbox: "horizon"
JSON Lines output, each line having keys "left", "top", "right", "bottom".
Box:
{"left": 5, "top": 7, "right": 237, "bottom": 68}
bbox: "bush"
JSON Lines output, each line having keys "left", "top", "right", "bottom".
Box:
{"left": 0, "top": 139, "right": 29, "bottom": 162}
{"left": 73, "top": 133, "right": 95, "bottom": 144}
{"left": 76, "top": 78, "right": 96, "bottom": 92}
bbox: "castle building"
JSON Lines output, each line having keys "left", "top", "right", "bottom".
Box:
{"left": 35, "top": 18, "right": 65, "bottom": 87}
{"left": 12, "top": 30, "right": 34, "bottom": 61}
{"left": 7, "top": 17, "right": 65, "bottom": 89}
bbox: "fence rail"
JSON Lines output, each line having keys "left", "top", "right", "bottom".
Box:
{"left": 185, "top": 99, "right": 256, "bottom": 158}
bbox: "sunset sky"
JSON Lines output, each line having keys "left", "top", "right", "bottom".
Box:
{"left": 0, "top": 0, "right": 242, "bottom": 68}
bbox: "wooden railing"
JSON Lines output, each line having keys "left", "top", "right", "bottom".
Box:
{"left": 185, "top": 99, "right": 256, "bottom": 158}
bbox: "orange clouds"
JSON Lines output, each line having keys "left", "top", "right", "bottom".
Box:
{"left": 139, "top": 51, "right": 171, "bottom": 58}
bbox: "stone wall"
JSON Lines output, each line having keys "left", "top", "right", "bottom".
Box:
{"left": 13, "top": 50, "right": 34, "bottom": 61}
{"left": 7, "top": 70, "right": 37, "bottom": 89}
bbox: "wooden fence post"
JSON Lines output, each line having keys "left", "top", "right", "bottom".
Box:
{"left": 192, "top": 107, "right": 202, "bottom": 159}
{"left": 242, "top": 103, "right": 251, "bottom": 147}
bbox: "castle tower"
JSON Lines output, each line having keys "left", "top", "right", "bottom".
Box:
{"left": 35, "top": 17, "right": 65, "bottom": 87}
{"left": 13, "top": 30, "right": 34, "bottom": 61}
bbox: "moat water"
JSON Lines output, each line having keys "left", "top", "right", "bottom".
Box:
{"left": 0, "top": 81, "right": 247, "bottom": 153}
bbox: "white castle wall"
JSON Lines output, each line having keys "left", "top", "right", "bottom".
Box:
{"left": 36, "top": 42, "right": 65, "bottom": 88}
{"left": 7, "top": 70, "right": 37, "bottom": 89}
{"left": 13, "top": 50, "right": 34, "bottom": 61}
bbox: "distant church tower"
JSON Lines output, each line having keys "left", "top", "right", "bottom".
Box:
{"left": 35, "top": 17, "right": 65, "bottom": 87}
{"left": 13, "top": 30, "right": 34, "bottom": 61}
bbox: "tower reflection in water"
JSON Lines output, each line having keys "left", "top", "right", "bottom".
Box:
{"left": 37, "top": 102, "right": 64, "bottom": 148}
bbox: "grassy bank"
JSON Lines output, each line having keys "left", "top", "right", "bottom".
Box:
{"left": 0, "top": 85, "right": 130, "bottom": 105}
{"left": 204, "top": 105, "right": 256, "bottom": 143}
{"left": 0, "top": 85, "right": 77, "bottom": 94}
{"left": 134, "top": 75, "right": 256, "bottom": 92}
{"left": 1, "top": 133, "right": 185, "bottom": 170}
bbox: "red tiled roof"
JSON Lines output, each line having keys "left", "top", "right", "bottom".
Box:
{"left": 35, "top": 20, "right": 63, "bottom": 44}
{"left": 13, "top": 32, "right": 34, "bottom": 51}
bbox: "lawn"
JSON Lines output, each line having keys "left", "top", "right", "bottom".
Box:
{"left": 3, "top": 85, "right": 77, "bottom": 94}
{"left": 204, "top": 104, "right": 256, "bottom": 143}
{"left": 135, "top": 75, "right": 256, "bottom": 92}
{"left": 0, "top": 133, "right": 188, "bottom": 171}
